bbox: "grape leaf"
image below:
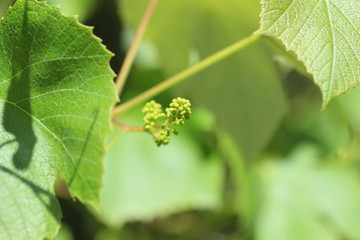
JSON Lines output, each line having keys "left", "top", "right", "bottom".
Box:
{"left": 98, "top": 109, "right": 223, "bottom": 226}
{"left": 258, "top": 0, "right": 360, "bottom": 109}
{"left": 0, "top": 0, "right": 116, "bottom": 239}
{"left": 120, "top": 0, "right": 287, "bottom": 160}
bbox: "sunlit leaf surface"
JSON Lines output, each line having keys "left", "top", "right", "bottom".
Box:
{"left": 258, "top": 0, "right": 360, "bottom": 109}
{"left": 0, "top": 0, "right": 116, "bottom": 239}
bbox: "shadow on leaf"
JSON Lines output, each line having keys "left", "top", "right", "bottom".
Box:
{"left": 2, "top": 0, "right": 36, "bottom": 170}
{"left": 69, "top": 108, "right": 99, "bottom": 187}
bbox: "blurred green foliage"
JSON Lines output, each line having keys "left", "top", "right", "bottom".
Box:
{"left": 99, "top": 108, "right": 224, "bottom": 227}
{"left": 0, "top": 0, "right": 15, "bottom": 17}
{"left": 119, "top": 0, "right": 287, "bottom": 161}
{"left": 253, "top": 145, "right": 360, "bottom": 240}
{"left": 46, "top": 0, "right": 97, "bottom": 22}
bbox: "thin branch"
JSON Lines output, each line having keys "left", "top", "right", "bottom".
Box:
{"left": 115, "top": 0, "right": 159, "bottom": 97}
{"left": 111, "top": 117, "right": 144, "bottom": 132}
{"left": 113, "top": 34, "right": 261, "bottom": 116}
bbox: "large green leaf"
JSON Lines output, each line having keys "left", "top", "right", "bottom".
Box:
{"left": 258, "top": 0, "right": 360, "bottom": 109}
{"left": 120, "top": 0, "right": 287, "bottom": 160}
{"left": 98, "top": 109, "right": 223, "bottom": 227}
{"left": 0, "top": 0, "right": 116, "bottom": 239}
{"left": 254, "top": 145, "right": 360, "bottom": 240}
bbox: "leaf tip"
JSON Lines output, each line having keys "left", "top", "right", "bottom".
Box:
{"left": 320, "top": 90, "right": 331, "bottom": 111}
{"left": 320, "top": 102, "right": 328, "bottom": 112}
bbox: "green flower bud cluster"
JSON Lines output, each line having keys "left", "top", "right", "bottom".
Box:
{"left": 142, "top": 98, "right": 191, "bottom": 146}
{"left": 142, "top": 100, "right": 166, "bottom": 132}
{"left": 165, "top": 97, "right": 192, "bottom": 125}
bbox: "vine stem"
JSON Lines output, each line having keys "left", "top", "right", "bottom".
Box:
{"left": 115, "top": 0, "right": 159, "bottom": 97}
{"left": 113, "top": 34, "right": 261, "bottom": 116}
{"left": 111, "top": 118, "right": 144, "bottom": 132}
{"left": 106, "top": 119, "right": 144, "bottom": 151}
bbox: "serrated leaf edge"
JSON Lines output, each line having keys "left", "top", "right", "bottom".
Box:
{"left": 1, "top": 0, "right": 118, "bottom": 217}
